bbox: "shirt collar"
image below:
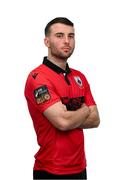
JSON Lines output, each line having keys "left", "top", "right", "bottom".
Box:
{"left": 43, "top": 56, "right": 71, "bottom": 74}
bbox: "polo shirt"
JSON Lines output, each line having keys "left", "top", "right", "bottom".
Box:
{"left": 24, "top": 56, "right": 96, "bottom": 175}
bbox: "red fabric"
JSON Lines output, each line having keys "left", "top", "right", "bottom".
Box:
{"left": 24, "top": 63, "right": 96, "bottom": 175}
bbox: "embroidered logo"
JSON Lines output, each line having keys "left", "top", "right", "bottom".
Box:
{"left": 34, "top": 85, "right": 51, "bottom": 104}
{"left": 32, "top": 73, "right": 38, "bottom": 79}
{"left": 74, "top": 76, "right": 83, "bottom": 87}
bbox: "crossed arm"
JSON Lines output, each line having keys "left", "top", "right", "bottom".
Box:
{"left": 43, "top": 101, "right": 100, "bottom": 131}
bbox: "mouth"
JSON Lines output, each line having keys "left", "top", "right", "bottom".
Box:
{"left": 62, "top": 47, "right": 71, "bottom": 51}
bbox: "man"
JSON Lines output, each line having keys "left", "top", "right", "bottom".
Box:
{"left": 24, "top": 17, "right": 100, "bottom": 179}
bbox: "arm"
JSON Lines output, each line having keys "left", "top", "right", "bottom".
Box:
{"left": 43, "top": 101, "right": 90, "bottom": 131}
{"left": 79, "top": 104, "right": 100, "bottom": 129}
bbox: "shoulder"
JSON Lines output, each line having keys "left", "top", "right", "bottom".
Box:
{"left": 26, "top": 64, "right": 49, "bottom": 84}
{"left": 24, "top": 64, "right": 51, "bottom": 95}
{"left": 29, "top": 64, "right": 44, "bottom": 79}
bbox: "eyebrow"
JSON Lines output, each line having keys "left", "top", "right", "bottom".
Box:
{"left": 55, "top": 32, "right": 75, "bottom": 36}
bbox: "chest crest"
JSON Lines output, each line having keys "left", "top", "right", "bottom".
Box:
{"left": 74, "top": 76, "right": 83, "bottom": 87}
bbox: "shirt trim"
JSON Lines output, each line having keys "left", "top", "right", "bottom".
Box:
{"left": 43, "top": 56, "right": 71, "bottom": 75}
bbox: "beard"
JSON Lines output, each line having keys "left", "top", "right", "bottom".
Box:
{"left": 50, "top": 45, "right": 74, "bottom": 60}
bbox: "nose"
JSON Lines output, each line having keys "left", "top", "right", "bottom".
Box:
{"left": 64, "top": 36, "right": 69, "bottom": 44}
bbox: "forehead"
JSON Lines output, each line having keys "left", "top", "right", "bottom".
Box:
{"left": 50, "top": 23, "right": 75, "bottom": 34}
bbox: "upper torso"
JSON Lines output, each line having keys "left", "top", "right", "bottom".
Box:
{"left": 24, "top": 57, "right": 96, "bottom": 174}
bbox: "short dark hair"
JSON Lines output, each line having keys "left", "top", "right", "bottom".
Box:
{"left": 45, "top": 17, "right": 74, "bottom": 36}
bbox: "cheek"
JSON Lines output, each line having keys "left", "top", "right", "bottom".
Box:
{"left": 71, "top": 39, "right": 75, "bottom": 46}
{"left": 50, "top": 41, "right": 60, "bottom": 50}
{"left": 71, "top": 42, "right": 75, "bottom": 50}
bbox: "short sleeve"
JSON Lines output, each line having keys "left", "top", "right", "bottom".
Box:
{"left": 83, "top": 76, "right": 96, "bottom": 106}
{"left": 25, "top": 73, "right": 60, "bottom": 113}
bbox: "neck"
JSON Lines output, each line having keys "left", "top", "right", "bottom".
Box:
{"left": 47, "top": 55, "right": 67, "bottom": 70}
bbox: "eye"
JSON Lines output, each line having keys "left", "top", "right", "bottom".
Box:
{"left": 69, "top": 34, "right": 74, "bottom": 38}
{"left": 56, "top": 33, "right": 63, "bottom": 38}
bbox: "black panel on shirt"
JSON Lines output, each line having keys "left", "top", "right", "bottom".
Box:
{"left": 61, "top": 96, "right": 85, "bottom": 111}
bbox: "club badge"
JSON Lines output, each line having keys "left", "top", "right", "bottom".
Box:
{"left": 74, "top": 76, "right": 83, "bottom": 87}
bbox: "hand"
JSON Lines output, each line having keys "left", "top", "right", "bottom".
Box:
{"left": 62, "top": 104, "right": 67, "bottom": 111}
{"left": 81, "top": 103, "right": 90, "bottom": 118}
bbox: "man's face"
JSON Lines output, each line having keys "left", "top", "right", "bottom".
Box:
{"left": 45, "top": 23, "right": 75, "bottom": 60}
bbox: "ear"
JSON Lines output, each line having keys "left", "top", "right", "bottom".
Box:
{"left": 44, "top": 37, "right": 50, "bottom": 48}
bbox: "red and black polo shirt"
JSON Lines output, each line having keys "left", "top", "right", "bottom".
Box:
{"left": 24, "top": 56, "right": 96, "bottom": 175}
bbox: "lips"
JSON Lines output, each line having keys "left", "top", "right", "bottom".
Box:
{"left": 62, "top": 47, "right": 71, "bottom": 51}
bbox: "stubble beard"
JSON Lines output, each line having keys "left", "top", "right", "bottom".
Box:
{"left": 50, "top": 48, "right": 74, "bottom": 61}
